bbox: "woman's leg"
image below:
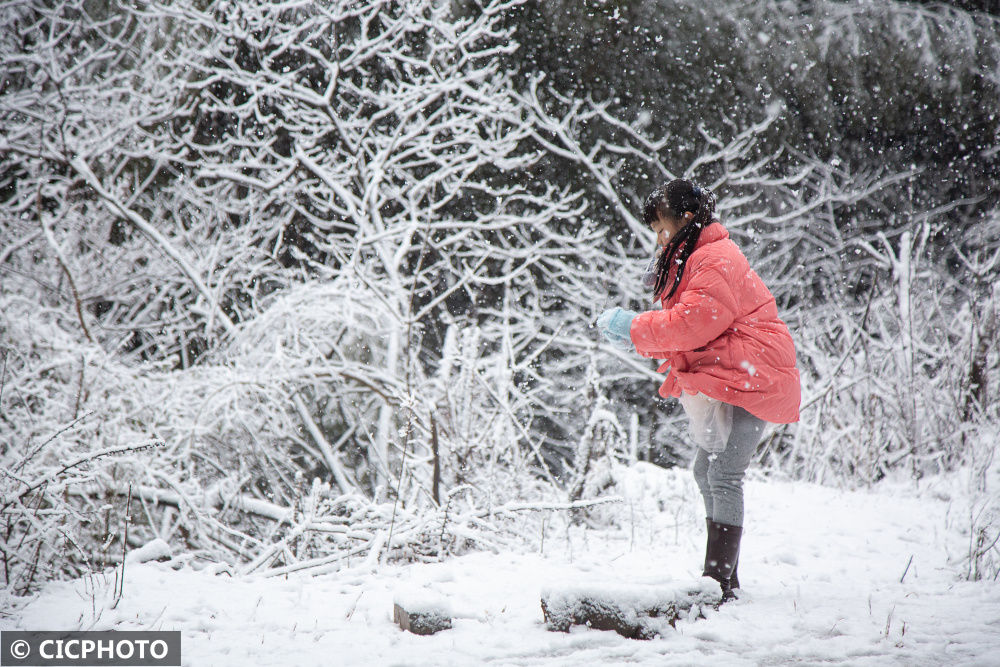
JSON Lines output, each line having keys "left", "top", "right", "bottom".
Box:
{"left": 704, "top": 406, "right": 765, "bottom": 526}
{"left": 701, "top": 407, "right": 766, "bottom": 600}
{"left": 691, "top": 446, "right": 714, "bottom": 519}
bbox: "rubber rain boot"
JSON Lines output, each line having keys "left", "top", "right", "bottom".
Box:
{"left": 703, "top": 519, "right": 743, "bottom": 604}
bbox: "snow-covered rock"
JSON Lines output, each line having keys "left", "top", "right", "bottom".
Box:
{"left": 392, "top": 587, "right": 453, "bottom": 635}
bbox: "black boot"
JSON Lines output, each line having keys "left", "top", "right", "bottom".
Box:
{"left": 703, "top": 519, "right": 742, "bottom": 603}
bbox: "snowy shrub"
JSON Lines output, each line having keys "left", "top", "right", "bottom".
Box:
{"left": 1, "top": 0, "right": 597, "bottom": 589}
{"left": 967, "top": 500, "right": 1000, "bottom": 583}
{"left": 567, "top": 394, "right": 629, "bottom": 528}
{"left": 0, "top": 298, "right": 164, "bottom": 593}
{"left": 0, "top": 277, "right": 583, "bottom": 587}
{"left": 963, "top": 426, "right": 1000, "bottom": 582}
{"left": 570, "top": 396, "right": 628, "bottom": 504}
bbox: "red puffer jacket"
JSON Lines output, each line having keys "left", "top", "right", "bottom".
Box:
{"left": 629, "top": 222, "right": 800, "bottom": 423}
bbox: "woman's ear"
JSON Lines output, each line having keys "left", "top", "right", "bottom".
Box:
{"left": 683, "top": 211, "right": 694, "bottom": 221}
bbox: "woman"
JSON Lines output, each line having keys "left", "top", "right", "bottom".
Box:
{"left": 596, "top": 179, "right": 800, "bottom": 602}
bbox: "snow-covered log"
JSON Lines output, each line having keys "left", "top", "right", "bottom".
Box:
{"left": 541, "top": 580, "right": 720, "bottom": 639}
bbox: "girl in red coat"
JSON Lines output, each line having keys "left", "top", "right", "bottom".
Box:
{"left": 597, "top": 179, "right": 801, "bottom": 602}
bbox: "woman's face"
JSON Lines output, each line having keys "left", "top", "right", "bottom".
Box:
{"left": 650, "top": 212, "right": 691, "bottom": 248}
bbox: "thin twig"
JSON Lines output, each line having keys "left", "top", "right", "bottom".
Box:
{"left": 37, "top": 184, "right": 93, "bottom": 343}
{"left": 113, "top": 484, "right": 132, "bottom": 608}
{"left": 1, "top": 439, "right": 161, "bottom": 513}
{"left": 384, "top": 413, "right": 414, "bottom": 566}
{"left": 0, "top": 348, "right": 7, "bottom": 409}
{"left": 899, "top": 554, "right": 914, "bottom": 583}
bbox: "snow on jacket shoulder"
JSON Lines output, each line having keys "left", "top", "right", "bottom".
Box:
{"left": 629, "top": 222, "right": 801, "bottom": 424}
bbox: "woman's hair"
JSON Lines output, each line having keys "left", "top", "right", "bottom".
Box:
{"left": 642, "top": 179, "right": 716, "bottom": 301}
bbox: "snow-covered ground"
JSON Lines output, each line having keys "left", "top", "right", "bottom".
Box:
{"left": 4, "top": 465, "right": 999, "bottom": 666}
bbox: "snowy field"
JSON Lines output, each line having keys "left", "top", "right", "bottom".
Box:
{"left": 4, "top": 465, "right": 999, "bottom": 666}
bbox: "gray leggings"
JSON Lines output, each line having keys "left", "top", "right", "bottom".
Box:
{"left": 691, "top": 406, "right": 766, "bottom": 526}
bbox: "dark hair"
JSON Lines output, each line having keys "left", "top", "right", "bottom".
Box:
{"left": 642, "top": 179, "right": 716, "bottom": 301}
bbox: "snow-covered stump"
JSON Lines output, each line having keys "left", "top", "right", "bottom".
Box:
{"left": 541, "top": 580, "right": 720, "bottom": 639}
{"left": 392, "top": 590, "right": 453, "bottom": 636}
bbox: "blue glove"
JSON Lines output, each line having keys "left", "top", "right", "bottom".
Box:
{"left": 596, "top": 307, "right": 637, "bottom": 350}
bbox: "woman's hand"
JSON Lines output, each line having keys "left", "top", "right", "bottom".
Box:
{"left": 596, "top": 307, "right": 637, "bottom": 350}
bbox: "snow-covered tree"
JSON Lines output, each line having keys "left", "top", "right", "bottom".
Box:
{"left": 0, "top": 0, "right": 610, "bottom": 587}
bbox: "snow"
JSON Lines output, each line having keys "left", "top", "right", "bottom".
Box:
{"left": 5, "top": 466, "right": 999, "bottom": 666}
{"left": 125, "top": 538, "right": 172, "bottom": 565}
